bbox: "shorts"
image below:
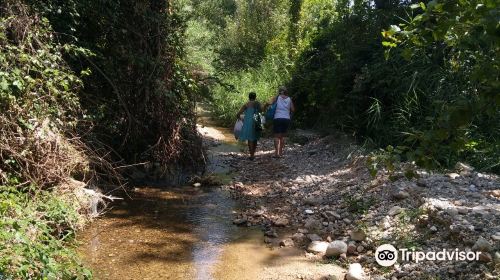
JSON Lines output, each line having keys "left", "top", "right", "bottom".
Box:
{"left": 273, "top": 118, "right": 291, "bottom": 134}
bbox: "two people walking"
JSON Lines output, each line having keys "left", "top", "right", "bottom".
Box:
{"left": 236, "top": 86, "right": 295, "bottom": 159}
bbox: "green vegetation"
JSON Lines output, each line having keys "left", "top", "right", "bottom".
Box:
{"left": 183, "top": 0, "right": 499, "bottom": 173}
{"left": 0, "top": 0, "right": 498, "bottom": 277}
{"left": 1, "top": 0, "right": 202, "bottom": 277}
{"left": 0, "top": 183, "right": 91, "bottom": 279}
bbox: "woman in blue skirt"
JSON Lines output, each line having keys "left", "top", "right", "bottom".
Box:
{"left": 236, "top": 92, "right": 261, "bottom": 160}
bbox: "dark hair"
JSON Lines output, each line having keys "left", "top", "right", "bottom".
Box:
{"left": 249, "top": 92, "right": 257, "bottom": 100}
{"left": 278, "top": 86, "right": 287, "bottom": 95}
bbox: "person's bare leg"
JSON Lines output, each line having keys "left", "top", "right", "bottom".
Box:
{"left": 247, "top": 141, "right": 252, "bottom": 158}
{"left": 279, "top": 136, "right": 285, "bottom": 156}
{"left": 274, "top": 136, "right": 279, "bottom": 157}
{"left": 249, "top": 141, "right": 257, "bottom": 158}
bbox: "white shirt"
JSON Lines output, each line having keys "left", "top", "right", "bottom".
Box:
{"left": 274, "top": 95, "right": 292, "bottom": 119}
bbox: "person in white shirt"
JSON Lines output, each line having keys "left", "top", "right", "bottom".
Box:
{"left": 265, "top": 86, "right": 295, "bottom": 158}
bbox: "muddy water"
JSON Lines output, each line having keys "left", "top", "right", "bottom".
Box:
{"left": 78, "top": 109, "right": 271, "bottom": 280}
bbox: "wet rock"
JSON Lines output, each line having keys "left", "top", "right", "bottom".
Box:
{"left": 472, "top": 237, "right": 492, "bottom": 252}
{"left": 325, "top": 240, "right": 347, "bottom": 257}
{"left": 307, "top": 241, "right": 329, "bottom": 254}
{"left": 346, "top": 263, "right": 365, "bottom": 280}
{"left": 350, "top": 229, "right": 367, "bottom": 241}
{"left": 280, "top": 238, "right": 294, "bottom": 247}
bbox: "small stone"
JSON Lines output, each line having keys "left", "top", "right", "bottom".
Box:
{"left": 388, "top": 206, "right": 404, "bottom": 216}
{"left": 305, "top": 209, "right": 314, "bottom": 214}
{"left": 380, "top": 216, "right": 391, "bottom": 229}
{"left": 292, "top": 233, "right": 306, "bottom": 243}
{"left": 479, "top": 252, "right": 492, "bottom": 263}
{"left": 307, "top": 241, "right": 329, "bottom": 254}
{"left": 492, "top": 235, "right": 500, "bottom": 242}
{"left": 356, "top": 245, "right": 364, "bottom": 253}
{"left": 343, "top": 218, "right": 352, "bottom": 224}
{"left": 347, "top": 243, "right": 357, "bottom": 255}
{"left": 274, "top": 217, "right": 289, "bottom": 227}
{"left": 472, "top": 237, "right": 492, "bottom": 252}
{"left": 264, "top": 237, "right": 274, "bottom": 244}
{"left": 448, "top": 173, "right": 460, "bottom": 179}
{"left": 325, "top": 240, "right": 348, "bottom": 257}
{"left": 494, "top": 252, "right": 500, "bottom": 262}
{"left": 193, "top": 182, "right": 202, "bottom": 188}
{"left": 279, "top": 238, "right": 294, "bottom": 247}
{"left": 298, "top": 228, "right": 309, "bottom": 234}
{"left": 346, "top": 263, "right": 365, "bottom": 280}
{"left": 305, "top": 218, "right": 321, "bottom": 230}
{"left": 304, "top": 196, "right": 323, "bottom": 206}
{"left": 307, "top": 233, "right": 323, "bottom": 242}
{"left": 393, "top": 190, "right": 410, "bottom": 200}
{"left": 325, "top": 211, "right": 341, "bottom": 220}
{"left": 350, "top": 229, "right": 367, "bottom": 241}
{"left": 430, "top": 226, "right": 438, "bottom": 233}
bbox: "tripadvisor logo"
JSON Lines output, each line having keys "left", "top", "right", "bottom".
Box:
{"left": 375, "top": 244, "right": 398, "bottom": 267}
{"left": 375, "top": 244, "right": 481, "bottom": 266}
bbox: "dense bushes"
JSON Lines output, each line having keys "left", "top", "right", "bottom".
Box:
{"left": 1, "top": 0, "right": 203, "bottom": 277}
{"left": 191, "top": 0, "right": 498, "bottom": 173}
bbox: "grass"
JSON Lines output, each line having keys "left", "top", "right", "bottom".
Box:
{"left": 0, "top": 182, "right": 91, "bottom": 279}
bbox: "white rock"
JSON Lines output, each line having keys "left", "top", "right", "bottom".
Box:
{"left": 346, "top": 263, "right": 365, "bottom": 280}
{"left": 307, "top": 241, "right": 329, "bottom": 254}
{"left": 325, "top": 240, "right": 348, "bottom": 257}
{"left": 305, "top": 209, "right": 314, "bottom": 214}
{"left": 448, "top": 173, "right": 460, "bottom": 179}
{"left": 193, "top": 182, "right": 202, "bottom": 187}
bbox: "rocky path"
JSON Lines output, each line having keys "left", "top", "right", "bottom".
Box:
{"left": 224, "top": 132, "right": 499, "bottom": 280}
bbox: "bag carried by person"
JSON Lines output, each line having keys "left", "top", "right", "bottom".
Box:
{"left": 253, "top": 112, "right": 264, "bottom": 132}
{"left": 265, "top": 95, "right": 278, "bottom": 121}
{"left": 234, "top": 119, "right": 243, "bottom": 140}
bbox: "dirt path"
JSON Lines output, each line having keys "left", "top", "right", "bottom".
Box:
{"left": 226, "top": 132, "right": 500, "bottom": 280}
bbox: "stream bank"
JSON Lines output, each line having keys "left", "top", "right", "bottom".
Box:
{"left": 77, "top": 107, "right": 344, "bottom": 280}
